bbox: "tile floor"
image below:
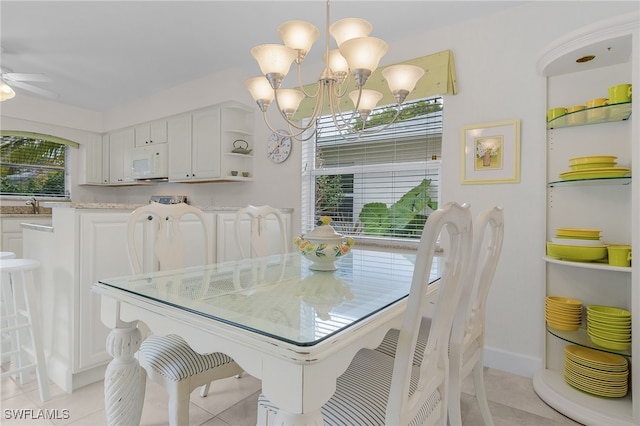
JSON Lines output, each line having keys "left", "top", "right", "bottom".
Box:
{"left": 1, "top": 365, "right": 582, "bottom": 426}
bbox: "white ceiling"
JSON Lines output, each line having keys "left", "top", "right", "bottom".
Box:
{"left": 0, "top": 1, "right": 524, "bottom": 112}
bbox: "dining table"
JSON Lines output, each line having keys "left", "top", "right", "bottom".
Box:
{"left": 93, "top": 248, "right": 442, "bottom": 425}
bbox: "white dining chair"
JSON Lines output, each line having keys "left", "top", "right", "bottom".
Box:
{"left": 235, "top": 205, "right": 288, "bottom": 258}
{"left": 126, "top": 202, "right": 242, "bottom": 426}
{"left": 257, "top": 202, "right": 473, "bottom": 425}
{"left": 375, "top": 205, "right": 504, "bottom": 426}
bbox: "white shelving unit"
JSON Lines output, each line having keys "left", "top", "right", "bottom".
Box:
{"left": 533, "top": 13, "right": 638, "bottom": 426}
{"left": 220, "top": 102, "right": 255, "bottom": 181}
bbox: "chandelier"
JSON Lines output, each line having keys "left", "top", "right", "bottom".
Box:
{"left": 244, "top": 0, "right": 425, "bottom": 140}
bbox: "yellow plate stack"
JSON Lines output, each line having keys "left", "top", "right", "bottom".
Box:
{"left": 560, "top": 155, "right": 630, "bottom": 180}
{"left": 546, "top": 296, "right": 582, "bottom": 331}
{"left": 564, "top": 345, "right": 628, "bottom": 398}
{"left": 587, "top": 305, "right": 632, "bottom": 351}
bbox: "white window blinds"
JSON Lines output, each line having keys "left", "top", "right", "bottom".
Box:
{"left": 302, "top": 97, "right": 443, "bottom": 245}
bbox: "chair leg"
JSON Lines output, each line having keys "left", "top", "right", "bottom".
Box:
{"left": 167, "top": 380, "right": 191, "bottom": 426}
{"left": 199, "top": 382, "right": 210, "bottom": 397}
{"left": 472, "top": 363, "right": 494, "bottom": 426}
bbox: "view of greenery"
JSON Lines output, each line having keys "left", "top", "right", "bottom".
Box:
{"left": 352, "top": 99, "right": 443, "bottom": 131}
{"left": 0, "top": 136, "right": 66, "bottom": 197}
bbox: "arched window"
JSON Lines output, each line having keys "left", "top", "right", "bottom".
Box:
{"left": 0, "top": 131, "right": 77, "bottom": 198}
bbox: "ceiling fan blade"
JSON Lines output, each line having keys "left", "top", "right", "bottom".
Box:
{"left": 8, "top": 80, "right": 58, "bottom": 99}
{"left": 3, "top": 72, "right": 51, "bottom": 82}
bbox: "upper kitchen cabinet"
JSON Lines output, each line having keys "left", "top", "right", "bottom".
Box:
{"left": 534, "top": 12, "right": 638, "bottom": 426}
{"left": 79, "top": 133, "right": 106, "bottom": 185}
{"left": 168, "top": 102, "right": 254, "bottom": 183}
{"left": 108, "top": 127, "right": 135, "bottom": 184}
{"left": 134, "top": 119, "right": 167, "bottom": 147}
{"left": 168, "top": 106, "right": 221, "bottom": 182}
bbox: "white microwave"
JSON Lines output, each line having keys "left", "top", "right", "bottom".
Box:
{"left": 131, "top": 144, "right": 168, "bottom": 179}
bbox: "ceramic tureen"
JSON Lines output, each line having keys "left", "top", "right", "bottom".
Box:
{"left": 295, "top": 216, "right": 355, "bottom": 271}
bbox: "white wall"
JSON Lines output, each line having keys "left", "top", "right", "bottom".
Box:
{"left": 1, "top": 1, "right": 637, "bottom": 377}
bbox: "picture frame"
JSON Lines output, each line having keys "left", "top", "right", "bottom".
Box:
{"left": 461, "top": 119, "right": 520, "bottom": 184}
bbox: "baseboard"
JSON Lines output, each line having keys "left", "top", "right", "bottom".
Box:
{"left": 483, "top": 346, "right": 543, "bottom": 378}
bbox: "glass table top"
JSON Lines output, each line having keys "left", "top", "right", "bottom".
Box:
{"left": 98, "top": 249, "right": 442, "bottom": 347}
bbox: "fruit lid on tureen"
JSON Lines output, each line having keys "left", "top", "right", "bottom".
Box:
{"left": 304, "top": 216, "right": 343, "bottom": 241}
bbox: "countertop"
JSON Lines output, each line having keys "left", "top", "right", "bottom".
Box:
{"left": 44, "top": 202, "right": 293, "bottom": 212}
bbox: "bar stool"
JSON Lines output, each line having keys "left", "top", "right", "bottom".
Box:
{"left": 1, "top": 252, "right": 16, "bottom": 365}
{"left": 0, "top": 258, "right": 51, "bottom": 402}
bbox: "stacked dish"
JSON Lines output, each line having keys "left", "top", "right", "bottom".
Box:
{"left": 547, "top": 228, "right": 607, "bottom": 262}
{"left": 545, "top": 296, "right": 582, "bottom": 331}
{"left": 564, "top": 345, "right": 628, "bottom": 398}
{"left": 560, "top": 155, "right": 630, "bottom": 180}
{"left": 587, "top": 305, "right": 632, "bottom": 351}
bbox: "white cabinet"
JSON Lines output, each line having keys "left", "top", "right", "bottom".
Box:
{"left": 168, "top": 107, "right": 221, "bottom": 182}
{"left": 79, "top": 133, "right": 105, "bottom": 185}
{"left": 216, "top": 210, "right": 291, "bottom": 262}
{"left": 108, "top": 128, "right": 135, "bottom": 184}
{"left": 533, "top": 14, "right": 638, "bottom": 425}
{"left": 0, "top": 216, "right": 52, "bottom": 257}
{"left": 135, "top": 120, "right": 167, "bottom": 147}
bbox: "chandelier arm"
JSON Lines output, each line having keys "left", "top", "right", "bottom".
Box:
{"left": 355, "top": 105, "right": 402, "bottom": 134}
{"left": 295, "top": 62, "right": 321, "bottom": 98}
{"left": 328, "top": 82, "right": 358, "bottom": 130}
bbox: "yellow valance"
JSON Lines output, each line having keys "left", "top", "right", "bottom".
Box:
{"left": 294, "top": 49, "right": 457, "bottom": 120}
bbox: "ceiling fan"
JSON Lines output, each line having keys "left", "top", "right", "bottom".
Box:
{"left": 1, "top": 68, "right": 58, "bottom": 100}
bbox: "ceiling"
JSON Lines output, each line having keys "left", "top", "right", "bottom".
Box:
{"left": 1, "top": 1, "right": 525, "bottom": 112}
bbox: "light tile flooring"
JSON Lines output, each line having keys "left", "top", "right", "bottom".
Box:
{"left": 1, "top": 365, "right": 583, "bottom": 426}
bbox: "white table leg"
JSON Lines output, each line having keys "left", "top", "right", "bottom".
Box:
{"left": 104, "top": 319, "right": 145, "bottom": 426}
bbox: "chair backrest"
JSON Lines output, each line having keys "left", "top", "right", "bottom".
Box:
{"left": 235, "top": 205, "right": 288, "bottom": 258}
{"left": 451, "top": 206, "right": 504, "bottom": 352}
{"left": 386, "top": 202, "right": 473, "bottom": 424}
{"left": 127, "top": 202, "right": 211, "bottom": 273}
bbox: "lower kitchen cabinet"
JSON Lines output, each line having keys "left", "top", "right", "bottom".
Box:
{"left": 0, "top": 215, "right": 52, "bottom": 258}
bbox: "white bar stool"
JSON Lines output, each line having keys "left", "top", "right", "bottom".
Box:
{"left": 0, "top": 258, "right": 51, "bottom": 402}
{"left": 1, "top": 251, "right": 16, "bottom": 365}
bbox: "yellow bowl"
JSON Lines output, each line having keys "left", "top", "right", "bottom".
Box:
{"left": 569, "top": 155, "right": 617, "bottom": 165}
{"left": 546, "top": 296, "right": 582, "bottom": 307}
{"left": 587, "top": 305, "right": 631, "bottom": 319}
{"left": 589, "top": 334, "right": 631, "bottom": 351}
{"left": 569, "top": 162, "right": 617, "bottom": 170}
{"left": 546, "top": 242, "right": 607, "bottom": 262}
{"left": 546, "top": 320, "right": 580, "bottom": 331}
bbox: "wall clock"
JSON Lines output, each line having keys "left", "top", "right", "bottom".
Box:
{"left": 267, "top": 130, "right": 292, "bottom": 163}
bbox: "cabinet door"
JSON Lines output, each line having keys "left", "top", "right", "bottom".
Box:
{"left": 109, "top": 128, "right": 135, "bottom": 183}
{"left": 216, "top": 212, "right": 291, "bottom": 262}
{"left": 101, "top": 134, "right": 110, "bottom": 184}
{"left": 168, "top": 114, "right": 193, "bottom": 181}
{"left": 135, "top": 120, "right": 168, "bottom": 147}
{"left": 81, "top": 133, "right": 104, "bottom": 185}
{"left": 78, "top": 213, "right": 136, "bottom": 370}
{"left": 192, "top": 107, "right": 221, "bottom": 180}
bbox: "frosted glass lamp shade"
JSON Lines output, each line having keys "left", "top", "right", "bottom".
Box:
{"left": 382, "top": 64, "right": 425, "bottom": 103}
{"left": 245, "top": 77, "right": 275, "bottom": 112}
{"left": 277, "top": 88, "right": 305, "bottom": 118}
{"left": 329, "top": 18, "right": 372, "bottom": 47}
{"left": 324, "top": 49, "right": 349, "bottom": 81}
{"left": 339, "top": 37, "right": 388, "bottom": 73}
{"left": 251, "top": 44, "right": 298, "bottom": 87}
{"left": 277, "top": 20, "right": 319, "bottom": 62}
{"left": 0, "top": 81, "right": 16, "bottom": 101}
{"left": 349, "top": 89, "right": 383, "bottom": 112}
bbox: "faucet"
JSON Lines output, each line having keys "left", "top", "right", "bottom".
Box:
{"left": 25, "top": 197, "right": 39, "bottom": 214}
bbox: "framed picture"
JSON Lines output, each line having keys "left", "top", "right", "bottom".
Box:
{"left": 461, "top": 119, "right": 520, "bottom": 184}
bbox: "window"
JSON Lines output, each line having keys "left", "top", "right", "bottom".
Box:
{"left": 1, "top": 134, "right": 71, "bottom": 198}
{"left": 302, "top": 97, "right": 443, "bottom": 246}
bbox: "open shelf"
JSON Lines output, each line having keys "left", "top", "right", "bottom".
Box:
{"left": 547, "top": 102, "right": 631, "bottom": 129}
{"left": 546, "top": 326, "right": 631, "bottom": 357}
{"left": 548, "top": 176, "right": 631, "bottom": 187}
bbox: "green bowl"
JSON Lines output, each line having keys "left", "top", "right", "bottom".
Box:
{"left": 546, "top": 242, "right": 607, "bottom": 262}
{"left": 587, "top": 305, "right": 631, "bottom": 319}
